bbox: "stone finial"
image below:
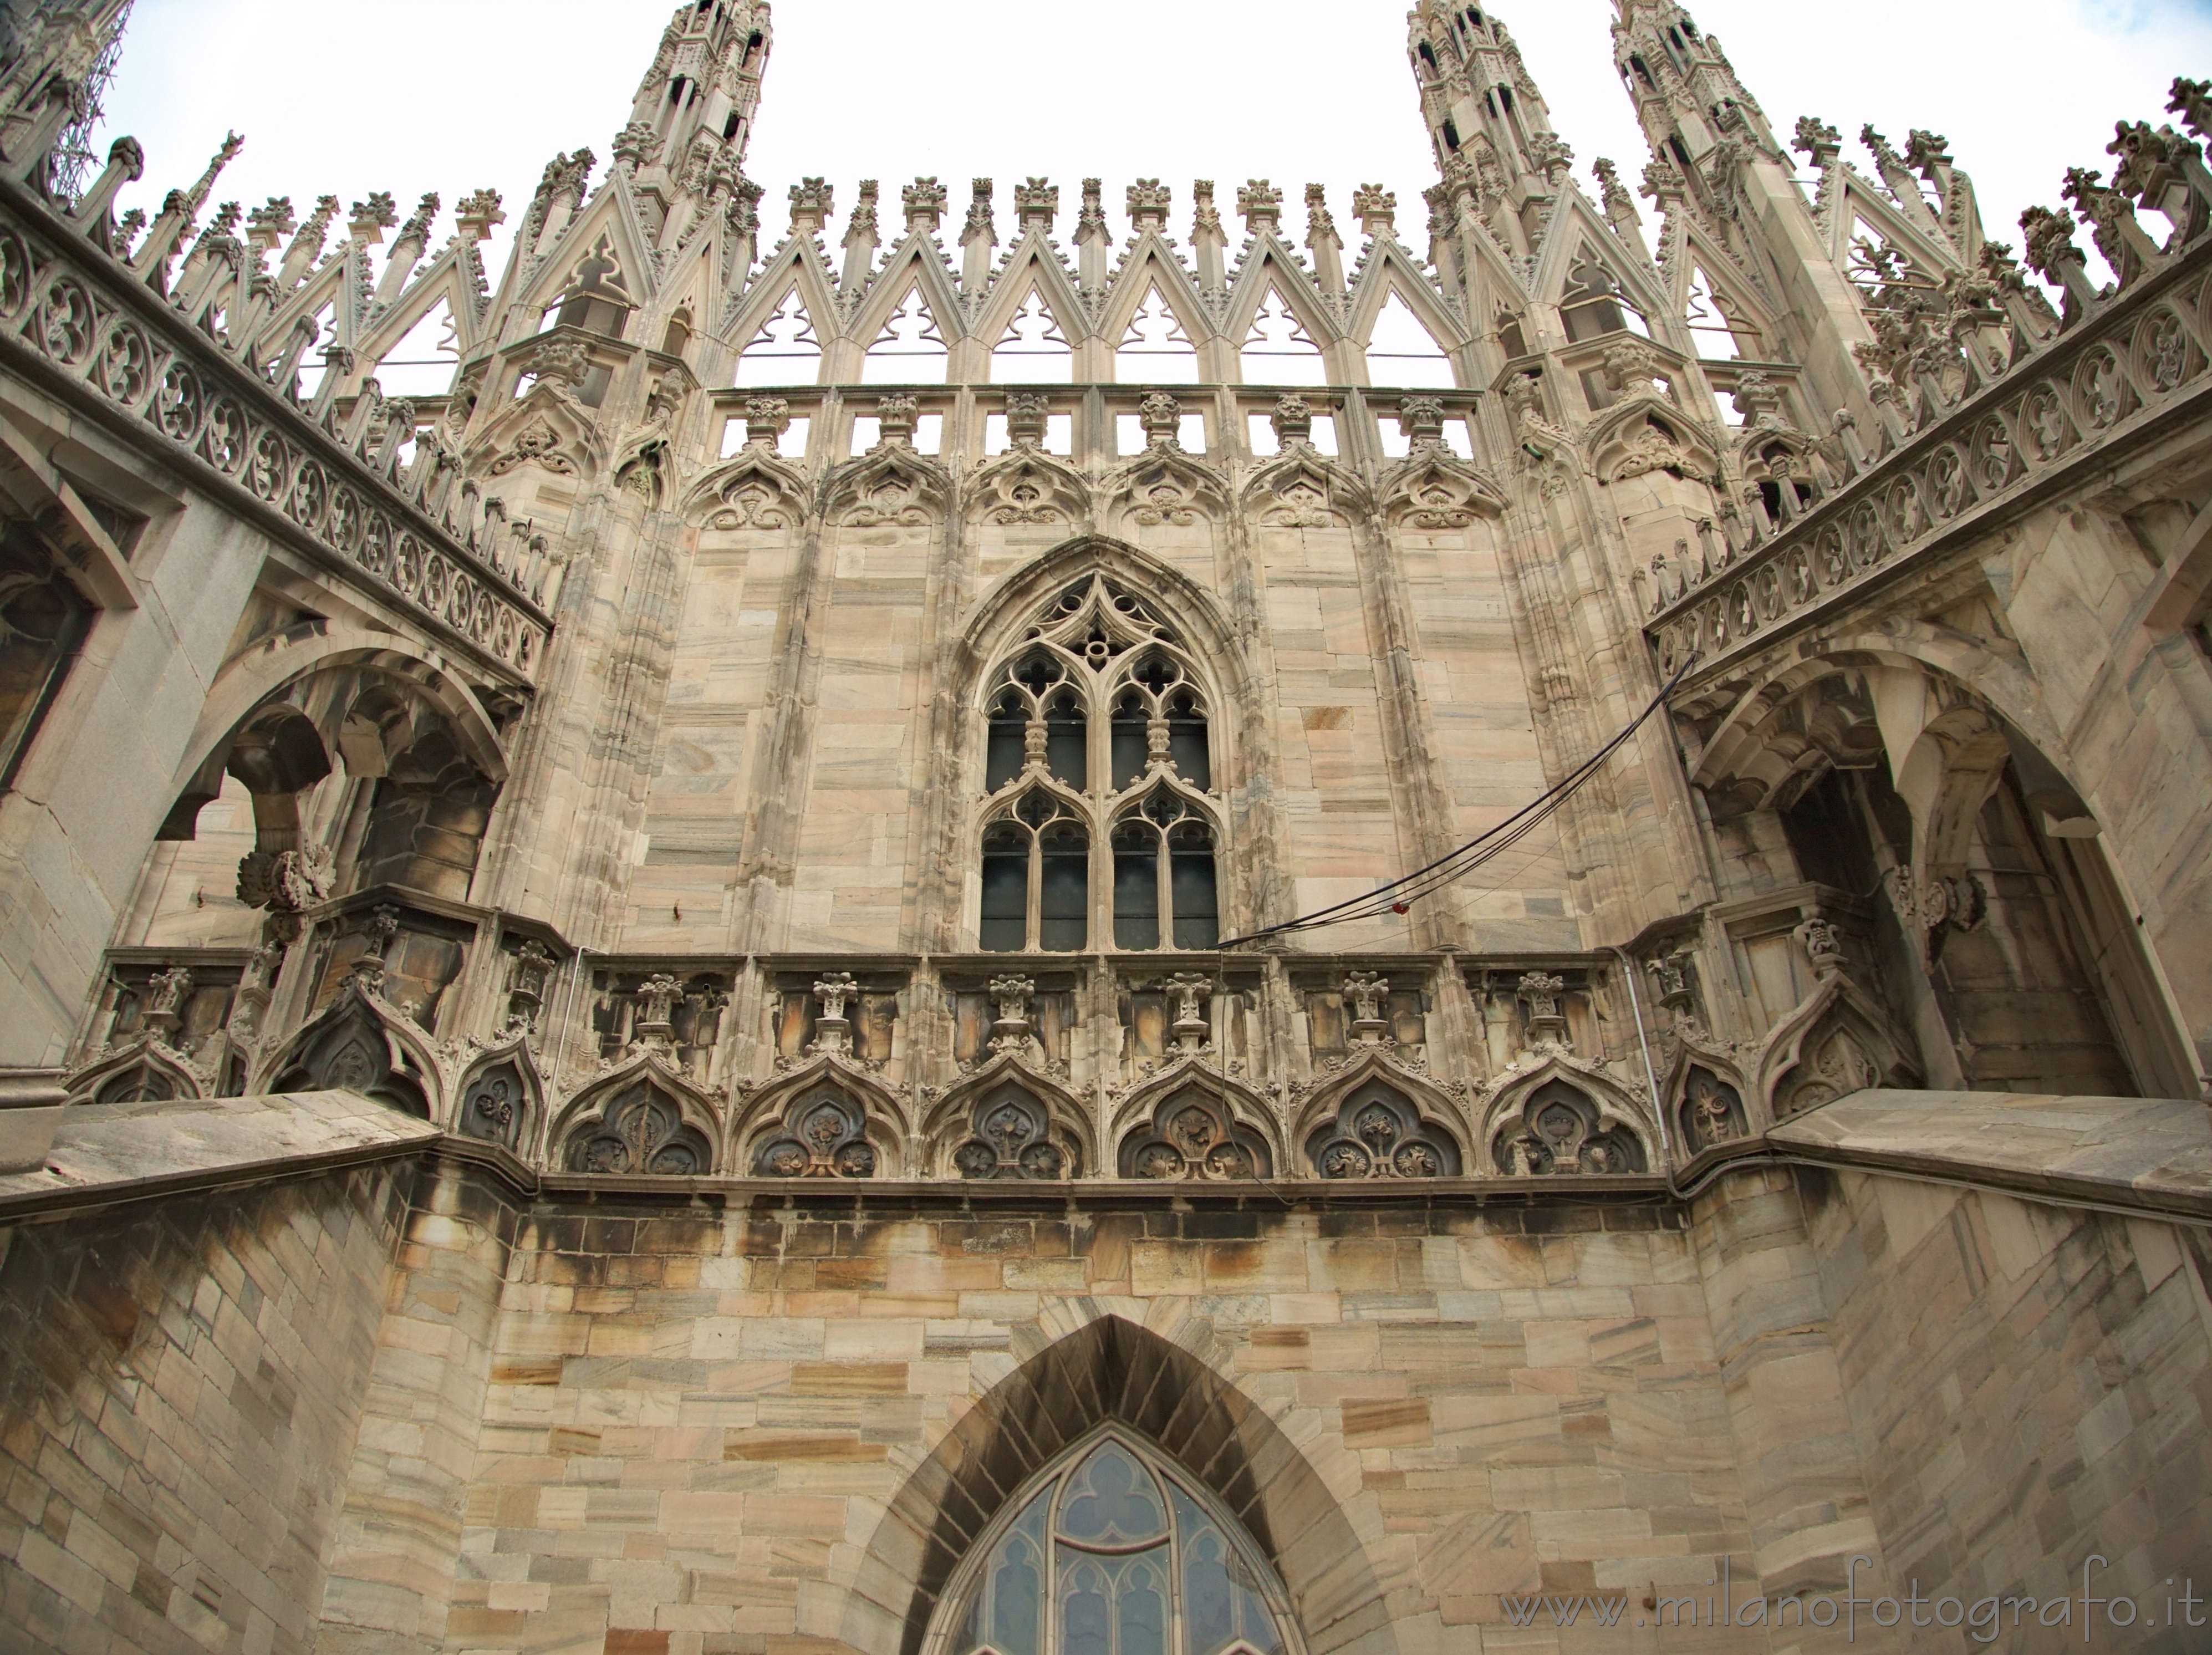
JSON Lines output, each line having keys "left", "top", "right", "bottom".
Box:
{"left": 1792, "top": 116, "right": 1842, "bottom": 165}
{"left": 1645, "top": 949, "right": 1694, "bottom": 1011}
{"left": 1127, "top": 178, "right": 1172, "bottom": 232}
{"left": 1236, "top": 179, "right": 1282, "bottom": 234}
{"left": 1076, "top": 178, "right": 1108, "bottom": 242}
{"left": 875, "top": 393, "right": 919, "bottom": 446}
{"left": 1640, "top": 158, "right": 1687, "bottom": 207}
{"left": 1397, "top": 395, "right": 1446, "bottom": 452}
{"left": 1163, "top": 972, "right": 1213, "bottom": 1052}
{"left": 2018, "top": 203, "right": 2088, "bottom": 285}
{"left": 745, "top": 394, "right": 791, "bottom": 450}
{"left": 455, "top": 188, "right": 505, "bottom": 242}
{"left": 1600, "top": 339, "right": 1664, "bottom": 396}
{"left": 1304, "top": 184, "right": 1338, "bottom": 248}
{"left": 1590, "top": 158, "right": 1635, "bottom": 220}
{"left": 1527, "top": 131, "right": 1574, "bottom": 190}
{"left": 1191, "top": 180, "right": 1222, "bottom": 238}
{"left": 788, "top": 176, "right": 833, "bottom": 235}
{"left": 1004, "top": 391, "right": 1049, "bottom": 448}
{"left": 506, "top": 940, "right": 554, "bottom": 1033}
{"left": 243, "top": 196, "right": 294, "bottom": 251}
{"left": 1792, "top": 915, "right": 1847, "bottom": 979}
{"left": 1342, "top": 971, "right": 1389, "bottom": 1043}
{"left": 845, "top": 179, "right": 881, "bottom": 246}
{"left": 1269, "top": 394, "right": 1313, "bottom": 449}
{"left": 961, "top": 177, "right": 994, "bottom": 245}
{"left": 1903, "top": 129, "right": 1952, "bottom": 175}
{"left": 1137, "top": 390, "right": 1183, "bottom": 446}
{"left": 396, "top": 191, "right": 440, "bottom": 247}
{"left": 1015, "top": 176, "right": 1057, "bottom": 233}
{"left": 987, "top": 974, "right": 1035, "bottom": 1052}
{"left": 1517, "top": 971, "right": 1569, "bottom": 1051}
{"left": 2170, "top": 75, "right": 2212, "bottom": 142}
{"left": 347, "top": 191, "right": 398, "bottom": 244}
{"left": 903, "top": 175, "right": 947, "bottom": 234}
{"left": 613, "top": 120, "right": 663, "bottom": 170}
{"left": 809, "top": 971, "right": 859, "bottom": 1055}
{"left": 1730, "top": 370, "right": 1786, "bottom": 428}
{"left": 1352, "top": 183, "right": 1396, "bottom": 239}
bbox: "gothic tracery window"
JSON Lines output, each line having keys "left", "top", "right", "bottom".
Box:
{"left": 978, "top": 577, "right": 1222, "bottom": 954}
{"left": 944, "top": 1435, "right": 1291, "bottom": 1655}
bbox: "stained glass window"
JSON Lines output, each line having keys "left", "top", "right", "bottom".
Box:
{"left": 946, "top": 1437, "right": 1290, "bottom": 1655}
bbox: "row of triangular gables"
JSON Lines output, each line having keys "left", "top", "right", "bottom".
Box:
{"left": 293, "top": 140, "right": 1972, "bottom": 402}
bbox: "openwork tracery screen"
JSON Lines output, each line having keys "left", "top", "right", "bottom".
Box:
{"left": 978, "top": 576, "right": 1221, "bottom": 953}
{"left": 943, "top": 1434, "right": 1292, "bottom": 1655}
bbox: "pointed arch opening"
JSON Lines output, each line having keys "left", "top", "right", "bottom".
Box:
{"left": 368, "top": 297, "right": 461, "bottom": 400}
{"left": 1685, "top": 263, "right": 1759, "bottom": 363}
{"left": 994, "top": 292, "right": 1074, "bottom": 384}
{"left": 864, "top": 287, "right": 951, "bottom": 384}
{"left": 937, "top": 1433, "right": 1292, "bottom": 1655}
{"left": 1363, "top": 294, "right": 1457, "bottom": 389}
{"left": 1239, "top": 291, "right": 1327, "bottom": 386}
{"left": 736, "top": 289, "right": 822, "bottom": 386}
{"left": 1115, "top": 287, "right": 1201, "bottom": 384}
{"left": 972, "top": 570, "right": 1226, "bottom": 954}
{"left": 862, "top": 1316, "right": 1390, "bottom": 1655}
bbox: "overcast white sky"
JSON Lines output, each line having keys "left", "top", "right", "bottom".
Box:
{"left": 94, "top": 0, "right": 2212, "bottom": 295}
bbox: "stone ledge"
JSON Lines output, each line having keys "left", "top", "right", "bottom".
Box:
{"left": 0, "top": 1089, "right": 440, "bottom": 1223}
{"left": 1766, "top": 1087, "right": 2212, "bottom": 1221}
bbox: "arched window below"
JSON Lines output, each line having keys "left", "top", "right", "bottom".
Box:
{"left": 982, "top": 791, "right": 1090, "bottom": 953}
{"left": 943, "top": 1435, "right": 1292, "bottom": 1655}
{"left": 565, "top": 1081, "right": 710, "bottom": 1174}
{"left": 951, "top": 1081, "right": 1078, "bottom": 1180}
{"left": 1112, "top": 793, "right": 1218, "bottom": 950}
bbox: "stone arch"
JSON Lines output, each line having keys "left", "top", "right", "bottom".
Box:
{"left": 1291, "top": 1055, "right": 1468, "bottom": 1179}
{"left": 845, "top": 1315, "right": 1399, "bottom": 1655}
{"left": 920, "top": 1055, "right": 1090, "bottom": 1179}
{"left": 1110, "top": 1061, "right": 1283, "bottom": 1181}
{"left": 730, "top": 1057, "right": 909, "bottom": 1178}
{"left": 1240, "top": 450, "right": 1372, "bottom": 528}
{"left": 553, "top": 1056, "right": 721, "bottom": 1175}
{"left": 1751, "top": 976, "right": 1918, "bottom": 1123}
{"left": 1586, "top": 396, "right": 1721, "bottom": 486}
{"left": 171, "top": 628, "right": 509, "bottom": 812}
{"left": 680, "top": 443, "right": 813, "bottom": 530}
{"left": 263, "top": 981, "right": 436, "bottom": 1118}
{"left": 453, "top": 1038, "right": 546, "bottom": 1155}
{"left": 1478, "top": 1059, "right": 1654, "bottom": 1175}
{"left": 69, "top": 1042, "right": 208, "bottom": 1108}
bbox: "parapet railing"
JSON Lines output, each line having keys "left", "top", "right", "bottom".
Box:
{"left": 1647, "top": 100, "right": 2212, "bottom": 696}
{"left": 0, "top": 171, "right": 553, "bottom": 684}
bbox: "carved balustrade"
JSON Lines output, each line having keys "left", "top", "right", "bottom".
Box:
{"left": 1649, "top": 162, "right": 2212, "bottom": 691}
{"left": 0, "top": 174, "right": 551, "bottom": 684}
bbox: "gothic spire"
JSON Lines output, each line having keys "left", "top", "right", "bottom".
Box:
{"left": 1610, "top": 0, "right": 1780, "bottom": 175}
{"left": 1406, "top": 1, "right": 1576, "bottom": 257}
{"left": 615, "top": 0, "right": 772, "bottom": 207}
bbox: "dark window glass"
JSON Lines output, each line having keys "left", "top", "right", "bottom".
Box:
{"left": 986, "top": 697, "right": 1027, "bottom": 792}
{"left": 1165, "top": 692, "right": 1209, "bottom": 791}
{"left": 0, "top": 528, "right": 91, "bottom": 791}
{"left": 1046, "top": 693, "right": 1087, "bottom": 790}
{"left": 1113, "top": 826, "right": 1160, "bottom": 950}
{"left": 1039, "top": 824, "right": 1088, "bottom": 951}
{"left": 1110, "top": 696, "right": 1149, "bottom": 791}
{"left": 1169, "top": 823, "right": 1219, "bottom": 949}
{"left": 981, "top": 829, "right": 1027, "bottom": 951}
